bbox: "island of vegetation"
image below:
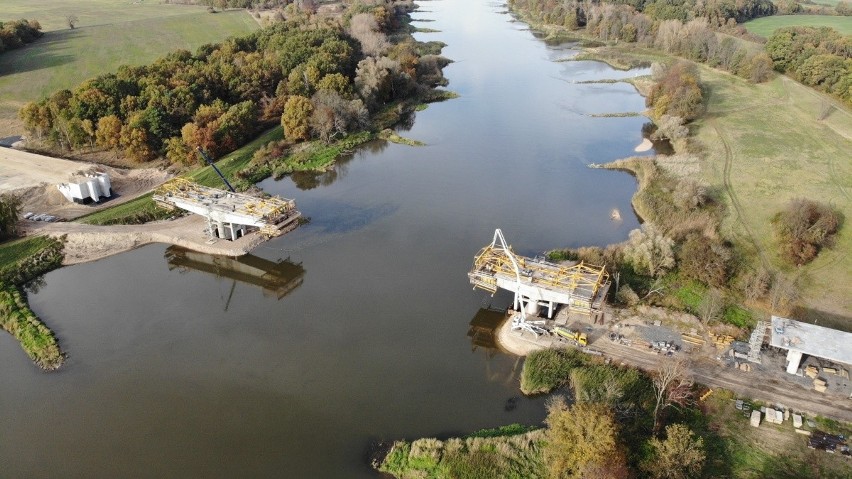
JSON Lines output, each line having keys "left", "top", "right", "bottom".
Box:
{"left": 375, "top": 1, "right": 852, "bottom": 478}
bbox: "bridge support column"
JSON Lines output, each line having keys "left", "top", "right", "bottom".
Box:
{"left": 547, "top": 301, "right": 554, "bottom": 319}
{"left": 785, "top": 349, "right": 803, "bottom": 374}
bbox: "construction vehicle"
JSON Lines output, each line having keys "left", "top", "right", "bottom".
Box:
{"left": 554, "top": 326, "right": 587, "bottom": 346}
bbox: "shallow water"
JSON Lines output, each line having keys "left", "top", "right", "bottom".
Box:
{"left": 1, "top": 1, "right": 659, "bottom": 477}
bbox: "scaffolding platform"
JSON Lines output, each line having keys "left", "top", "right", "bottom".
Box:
{"left": 153, "top": 178, "right": 300, "bottom": 240}
{"left": 468, "top": 229, "right": 610, "bottom": 317}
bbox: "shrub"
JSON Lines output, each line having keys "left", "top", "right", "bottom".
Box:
{"left": 772, "top": 198, "right": 842, "bottom": 265}
{"left": 520, "top": 348, "right": 588, "bottom": 395}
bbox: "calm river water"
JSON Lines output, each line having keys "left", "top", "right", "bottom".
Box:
{"left": 1, "top": 1, "right": 658, "bottom": 477}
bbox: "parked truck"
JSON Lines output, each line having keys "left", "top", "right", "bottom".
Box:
{"left": 554, "top": 326, "right": 587, "bottom": 346}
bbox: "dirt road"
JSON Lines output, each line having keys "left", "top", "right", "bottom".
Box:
{"left": 0, "top": 146, "right": 94, "bottom": 192}
{"left": 497, "top": 319, "right": 852, "bottom": 423}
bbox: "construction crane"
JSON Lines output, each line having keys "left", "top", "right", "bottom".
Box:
{"left": 196, "top": 147, "right": 235, "bottom": 193}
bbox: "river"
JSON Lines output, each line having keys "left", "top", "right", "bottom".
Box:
{"left": 0, "top": 1, "right": 658, "bottom": 477}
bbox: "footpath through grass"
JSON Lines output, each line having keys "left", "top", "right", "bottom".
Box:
{"left": 0, "top": 5, "right": 258, "bottom": 136}
{"left": 744, "top": 15, "right": 852, "bottom": 37}
{"left": 692, "top": 68, "right": 852, "bottom": 325}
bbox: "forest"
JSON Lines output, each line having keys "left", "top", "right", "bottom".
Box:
{"left": 19, "top": 0, "right": 442, "bottom": 165}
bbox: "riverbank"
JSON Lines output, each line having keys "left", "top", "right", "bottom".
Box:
{"left": 21, "top": 214, "right": 297, "bottom": 266}
{"left": 0, "top": 235, "right": 66, "bottom": 370}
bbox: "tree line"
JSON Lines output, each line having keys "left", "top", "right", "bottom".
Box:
{"left": 508, "top": 0, "right": 775, "bottom": 29}
{"left": 0, "top": 19, "right": 42, "bottom": 54}
{"left": 766, "top": 26, "right": 852, "bottom": 104}
{"left": 19, "top": 0, "right": 438, "bottom": 164}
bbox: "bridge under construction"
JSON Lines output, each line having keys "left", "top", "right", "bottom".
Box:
{"left": 468, "top": 229, "right": 610, "bottom": 334}
{"left": 153, "top": 178, "right": 300, "bottom": 241}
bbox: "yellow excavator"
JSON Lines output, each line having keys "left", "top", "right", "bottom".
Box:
{"left": 554, "top": 326, "right": 587, "bottom": 346}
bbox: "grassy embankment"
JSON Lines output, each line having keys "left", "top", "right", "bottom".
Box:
{"left": 575, "top": 39, "right": 852, "bottom": 329}
{"left": 0, "top": 1, "right": 259, "bottom": 137}
{"left": 0, "top": 235, "right": 65, "bottom": 370}
{"left": 744, "top": 15, "right": 852, "bottom": 37}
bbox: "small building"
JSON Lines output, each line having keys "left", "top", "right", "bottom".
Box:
{"left": 769, "top": 316, "right": 852, "bottom": 375}
{"left": 57, "top": 172, "right": 111, "bottom": 204}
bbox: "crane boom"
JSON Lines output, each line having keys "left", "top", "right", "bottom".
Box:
{"left": 196, "top": 147, "right": 235, "bottom": 193}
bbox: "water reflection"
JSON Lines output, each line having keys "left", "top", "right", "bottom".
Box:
{"left": 164, "top": 246, "right": 305, "bottom": 301}
{"left": 468, "top": 307, "right": 524, "bottom": 388}
{"left": 289, "top": 139, "right": 391, "bottom": 191}
{"left": 468, "top": 307, "right": 508, "bottom": 354}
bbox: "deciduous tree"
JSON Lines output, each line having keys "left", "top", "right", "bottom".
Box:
{"left": 642, "top": 423, "right": 706, "bottom": 479}
{"left": 0, "top": 194, "right": 21, "bottom": 240}
{"left": 624, "top": 223, "right": 675, "bottom": 278}
{"left": 282, "top": 95, "right": 313, "bottom": 141}
{"left": 543, "top": 397, "right": 627, "bottom": 479}
{"left": 651, "top": 357, "right": 693, "bottom": 432}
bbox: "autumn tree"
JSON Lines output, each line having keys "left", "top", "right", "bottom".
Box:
{"left": 641, "top": 424, "right": 706, "bottom": 479}
{"left": 95, "top": 115, "right": 122, "bottom": 151}
{"left": 624, "top": 223, "right": 676, "bottom": 278}
{"left": 651, "top": 357, "right": 693, "bottom": 432}
{"left": 348, "top": 13, "right": 390, "bottom": 57}
{"left": 119, "top": 113, "right": 154, "bottom": 163}
{"left": 543, "top": 397, "right": 628, "bottom": 479}
{"left": 282, "top": 95, "right": 313, "bottom": 141}
{"left": 0, "top": 193, "right": 21, "bottom": 240}
{"left": 773, "top": 198, "right": 842, "bottom": 265}
{"left": 677, "top": 234, "right": 730, "bottom": 287}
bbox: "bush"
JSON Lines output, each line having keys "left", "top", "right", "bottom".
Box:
{"left": 520, "top": 348, "right": 589, "bottom": 395}
{"left": 772, "top": 198, "right": 842, "bottom": 265}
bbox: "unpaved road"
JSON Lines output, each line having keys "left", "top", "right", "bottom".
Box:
{"left": 498, "top": 319, "right": 852, "bottom": 423}
{"left": 593, "top": 339, "right": 852, "bottom": 423}
{"left": 0, "top": 146, "right": 94, "bottom": 192}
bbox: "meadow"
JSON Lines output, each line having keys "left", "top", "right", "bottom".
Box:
{"left": 744, "top": 14, "right": 852, "bottom": 37}
{"left": 0, "top": 1, "right": 259, "bottom": 137}
{"left": 693, "top": 67, "right": 852, "bottom": 327}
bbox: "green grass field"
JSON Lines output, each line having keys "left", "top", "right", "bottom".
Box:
{"left": 0, "top": 1, "right": 259, "bottom": 137}
{"left": 693, "top": 67, "right": 852, "bottom": 326}
{"left": 744, "top": 15, "right": 852, "bottom": 37}
{"left": 0, "top": 236, "right": 55, "bottom": 270}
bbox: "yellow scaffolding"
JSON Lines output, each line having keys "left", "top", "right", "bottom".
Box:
{"left": 469, "top": 229, "right": 609, "bottom": 312}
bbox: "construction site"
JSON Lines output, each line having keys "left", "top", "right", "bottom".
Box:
{"left": 468, "top": 229, "right": 852, "bottom": 426}
{"left": 153, "top": 178, "right": 300, "bottom": 241}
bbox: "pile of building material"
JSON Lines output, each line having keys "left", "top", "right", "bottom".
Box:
{"left": 804, "top": 364, "right": 819, "bottom": 378}
{"left": 709, "top": 332, "right": 735, "bottom": 349}
{"left": 763, "top": 407, "right": 784, "bottom": 424}
{"left": 734, "top": 361, "right": 752, "bottom": 372}
{"left": 813, "top": 377, "right": 828, "bottom": 393}
{"left": 792, "top": 414, "right": 803, "bottom": 428}
{"left": 823, "top": 366, "right": 849, "bottom": 379}
{"left": 681, "top": 332, "right": 705, "bottom": 347}
{"left": 750, "top": 410, "right": 761, "bottom": 427}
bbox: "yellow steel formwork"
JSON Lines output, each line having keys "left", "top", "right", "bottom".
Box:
{"left": 469, "top": 240, "right": 609, "bottom": 312}
{"left": 153, "top": 178, "right": 296, "bottom": 224}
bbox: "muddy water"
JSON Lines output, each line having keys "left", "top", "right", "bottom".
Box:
{"left": 1, "top": 1, "right": 659, "bottom": 477}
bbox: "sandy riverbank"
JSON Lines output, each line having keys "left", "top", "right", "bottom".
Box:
{"left": 21, "top": 214, "right": 298, "bottom": 265}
